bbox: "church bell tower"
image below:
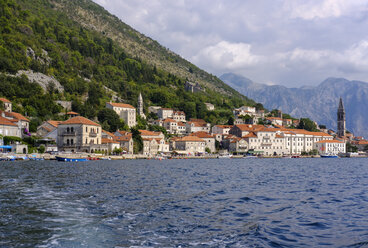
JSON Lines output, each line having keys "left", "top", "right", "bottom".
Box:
{"left": 337, "top": 97, "right": 345, "bottom": 137}
{"left": 138, "top": 92, "right": 146, "bottom": 119}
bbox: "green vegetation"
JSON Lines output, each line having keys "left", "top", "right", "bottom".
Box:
{"left": 0, "top": 0, "right": 256, "bottom": 126}
{"left": 297, "top": 118, "right": 319, "bottom": 132}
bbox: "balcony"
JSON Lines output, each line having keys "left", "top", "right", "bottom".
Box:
{"left": 62, "top": 131, "right": 76, "bottom": 136}
{"left": 89, "top": 132, "right": 98, "bottom": 137}
{"left": 63, "top": 144, "right": 77, "bottom": 148}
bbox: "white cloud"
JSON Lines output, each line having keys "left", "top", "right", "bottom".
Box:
{"left": 91, "top": 0, "right": 368, "bottom": 87}
{"left": 193, "top": 41, "right": 263, "bottom": 70}
{"left": 284, "top": 0, "right": 368, "bottom": 20}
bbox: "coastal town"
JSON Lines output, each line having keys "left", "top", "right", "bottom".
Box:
{"left": 0, "top": 93, "right": 367, "bottom": 160}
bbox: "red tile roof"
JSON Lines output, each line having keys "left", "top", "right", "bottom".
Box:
{"left": 190, "top": 131, "right": 214, "bottom": 138}
{"left": 60, "top": 116, "right": 100, "bottom": 126}
{"left": 47, "top": 120, "right": 62, "bottom": 127}
{"left": 67, "top": 111, "right": 79, "bottom": 115}
{"left": 0, "top": 116, "right": 17, "bottom": 126}
{"left": 139, "top": 130, "right": 162, "bottom": 136}
{"left": 177, "top": 136, "right": 205, "bottom": 142}
{"left": 4, "top": 112, "right": 29, "bottom": 122}
{"left": 0, "top": 98, "right": 11, "bottom": 103}
{"left": 107, "top": 102, "right": 135, "bottom": 109}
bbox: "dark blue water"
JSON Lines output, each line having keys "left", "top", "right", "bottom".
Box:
{"left": 1, "top": 158, "right": 368, "bottom": 247}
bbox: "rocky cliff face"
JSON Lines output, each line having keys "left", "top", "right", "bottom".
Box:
{"left": 220, "top": 73, "right": 368, "bottom": 138}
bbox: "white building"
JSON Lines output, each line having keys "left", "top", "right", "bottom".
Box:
{"left": 314, "top": 140, "right": 346, "bottom": 155}
{"left": 157, "top": 108, "right": 174, "bottom": 120}
{"left": 106, "top": 102, "right": 136, "bottom": 128}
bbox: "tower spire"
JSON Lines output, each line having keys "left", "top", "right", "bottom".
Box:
{"left": 337, "top": 97, "right": 345, "bottom": 137}
{"left": 138, "top": 92, "right": 146, "bottom": 119}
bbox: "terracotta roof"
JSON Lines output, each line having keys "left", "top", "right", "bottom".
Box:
{"left": 173, "top": 111, "right": 185, "bottom": 115}
{"left": 107, "top": 102, "right": 135, "bottom": 109}
{"left": 163, "top": 118, "right": 176, "bottom": 123}
{"left": 115, "top": 130, "right": 130, "bottom": 136}
{"left": 234, "top": 124, "right": 265, "bottom": 131}
{"left": 160, "top": 108, "right": 173, "bottom": 111}
{"left": 102, "top": 138, "right": 119, "bottom": 144}
{"left": 188, "top": 121, "right": 208, "bottom": 127}
{"left": 139, "top": 129, "right": 162, "bottom": 137}
{"left": 352, "top": 140, "right": 368, "bottom": 145}
{"left": 267, "top": 117, "right": 283, "bottom": 121}
{"left": 214, "top": 125, "right": 233, "bottom": 129}
{"left": 177, "top": 136, "right": 205, "bottom": 142}
{"left": 5, "top": 112, "right": 29, "bottom": 122}
{"left": 47, "top": 120, "right": 62, "bottom": 127}
{"left": 275, "top": 134, "right": 283, "bottom": 138}
{"left": 189, "top": 118, "right": 206, "bottom": 123}
{"left": 316, "top": 140, "right": 345, "bottom": 144}
{"left": 190, "top": 131, "right": 214, "bottom": 138}
{"left": 242, "top": 132, "right": 257, "bottom": 138}
{"left": 114, "top": 135, "right": 132, "bottom": 142}
{"left": 41, "top": 125, "right": 52, "bottom": 132}
{"left": 177, "top": 122, "right": 186, "bottom": 126}
{"left": 0, "top": 116, "right": 17, "bottom": 126}
{"left": 103, "top": 130, "right": 115, "bottom": 137}
{"left": 60, "top": 116, "right": 100, "bottom": 126}
{"left": 67, "top": 111, "right": 79, "bottom": 115}
{"left": 0, "top": 98, "right": 11, "bottom": 103}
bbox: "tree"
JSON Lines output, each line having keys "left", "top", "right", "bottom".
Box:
{"left": 364, "top": 145, "right": 368, "bottom": 151}
{"left": 346, "top": 143, "right": 358, "bottom": 153}
{"left": 227, "top": 116, "right": 234, "bottom": 125}
{"left": 131, "top": 127, "right": 143, "bottom": 154}
{"left": 97, "top": 108, "right": 124, "bottom": 132}
{"left": 297, "top": 118, "right": 318, "bottom": 132}
{"left": 205, "top": 147, "right": 211, "bottom": 154}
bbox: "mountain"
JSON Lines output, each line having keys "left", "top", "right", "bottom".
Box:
{"left": 0, "top": 0, "right": 256, "bottom": 130}
{"left": 220, "top": 73, "right": 368, "bottom": 137}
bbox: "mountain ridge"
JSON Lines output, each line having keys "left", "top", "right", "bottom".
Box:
{"left": 220, "top": 73, "right": 368, "bottom": 138}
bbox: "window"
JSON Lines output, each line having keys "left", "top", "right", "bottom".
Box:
{"left": 71, "top": 127, "right": 74, "bottom": 132}
{"left": 67, "top": 127, "right": 70, "bottom": 133}
{"left": 67, "top": 139, "right": 70, "bottom": 145}
{"left": 71, "top": 139, "right": 74, "bottom": 145}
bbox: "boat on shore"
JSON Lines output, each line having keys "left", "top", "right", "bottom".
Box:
{"left": 320, "top": 153, "right": 339, "bottom": 158}
{"left": 55, "top": 156, "right": 88, "bottom": 162}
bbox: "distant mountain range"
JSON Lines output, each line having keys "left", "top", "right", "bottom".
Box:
{"left": 220, "top": 73, "right": 368, "bottom": 138}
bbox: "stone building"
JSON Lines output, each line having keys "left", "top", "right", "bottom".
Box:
{"left": 57, "top": 116, "right": 102, "bottom": 153}
{"left": 106, "top": 102, "right": 136, "bottom": 128}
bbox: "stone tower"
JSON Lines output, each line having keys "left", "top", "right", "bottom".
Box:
{"left": 337, "top": 97, "right": 345, "bottom": 137}
{"left": 138, "top": 92, "right": 146, "bottom": 119}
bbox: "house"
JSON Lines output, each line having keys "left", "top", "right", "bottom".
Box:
{"left": 222, "top": 136, "right": 248, "bottom": 154}
{"left": 174, "top": 136, "right": 206, "bottom": 155}
{"left": 57, "top": 116, "right": 103, "bottom": 153}
{"left": 266, "top": 117, "right": 283, "bottom": 126}
{"left": 114, "top": 130, "right": 133, "bottom": 154}
{"left": 157, "top": 108, "right": 173, "bottom": 120}
{"left": 185, "top": 81, "right": 204, "bottom": 93}
{"left": 177, "top": 122, "right": 186, "bottom": 135}
{"left": 351, "top": 139, "right": 368, "bottom": 151}
{"left": 2, "top": 111, "right": 30, "bottom": 131}
{"left": 186, "top": 119, "right": 211, "bottom": 134}
{"left": 189, "top": 131, "right": 216, "bottom": 153}
{"left": 314, "top": 140, "right": 346, "bottom": 155}
{"left": 106, "top": 102, "right": 136, "bottom": 128}
{"left": 101, "top": 138, "right": 120, "bottom": 154}
{"left": 205, "top": 103, "right": 215, "bottom": 111}
{"left": 229, "top": 124, "right": 264, "bottom": 138}
{"left": 212, "top": 125, "right": 233, "bottom": 135}
{"left": 163, "top": 118, "right": 178, "bottom": 134}
{"left": 139, "top": 130, "right": 168, "bottom": 154}
{"left": 0, "top": 98, "right": 12, "bottom": 112}
{"left": 172, "top": 111, "right": 186, "bottom": 122}
{"left": 67, "top": 111, "right": 79, "bottom": 118}
{"left": 0, "top": 116, "right": 19, "bottom": 137}
{"left": 283, "top": 119, "right": 292, "bottom": 127}
{"left": 37, "top": 120, "right": 62, "bottom": 138}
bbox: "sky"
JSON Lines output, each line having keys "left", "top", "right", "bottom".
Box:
{"left": 92, "top": 0, "right": 368, "bottom": 87}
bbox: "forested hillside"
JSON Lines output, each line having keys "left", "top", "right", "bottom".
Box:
{"left": 0, "top": 0, "right": 256, "bottom": 131}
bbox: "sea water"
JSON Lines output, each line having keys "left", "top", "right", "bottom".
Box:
{"left": 1, "top": 158, "right": 367, "bottom": 247}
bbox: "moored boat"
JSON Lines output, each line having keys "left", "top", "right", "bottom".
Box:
{"left": 56, "top": 156, "right": 88, "bottom": 162}
{"left": 320, "top": 153, "right": 339, "bottom": 158}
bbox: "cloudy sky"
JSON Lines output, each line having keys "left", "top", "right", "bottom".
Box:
{"left": 93, "top": 0, "right": 368, "bottom": 87}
